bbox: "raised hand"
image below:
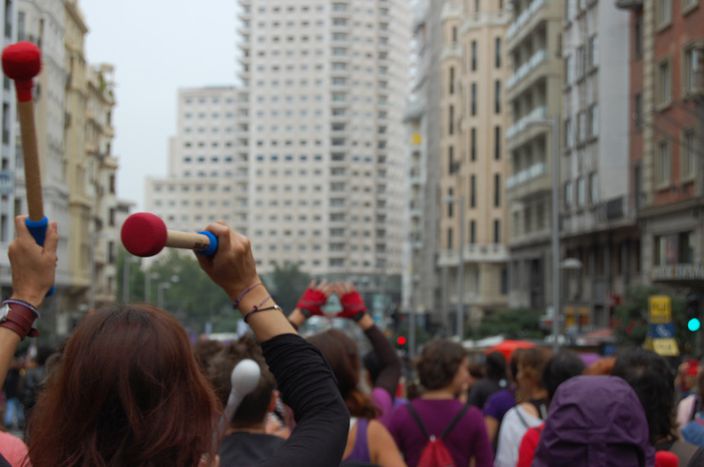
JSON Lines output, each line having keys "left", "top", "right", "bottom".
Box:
{"left": 9, "top": 215, "right": 58, "bottom": 308}
{"left": 336, "top": 282, "right": 367, "bottom": 322}
{"left": 295, "top": 280, "right": 332, "bottom": 318}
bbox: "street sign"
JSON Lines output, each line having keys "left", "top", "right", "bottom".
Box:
{"left": 649, "top": 296, "right": 672, "bottom": 324}
{"left": 649, "top": 323, "right": 675, "bottom": 339}
{"left": 0, "top": 170, "right": 12, "bottom": 195}
{"left": 652, "top": 338, "right": 679, "bottom": 357}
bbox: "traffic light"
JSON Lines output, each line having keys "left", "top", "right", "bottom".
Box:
{"left": 686, "top": 294, "right": 701, "bottom": 333}
{"left": 396, "top": 335, "right": 407, "bottom": 347}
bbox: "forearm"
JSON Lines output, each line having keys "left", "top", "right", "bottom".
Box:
{"left": 0, "top": 328, "right": 21, "bottom": 389}
{"left": 234, "top": 281, "right": 296, "bottom": 341}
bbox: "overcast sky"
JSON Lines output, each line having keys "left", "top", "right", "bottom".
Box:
{"left": 82, "top": 0, "right": 238, "bottom": 209}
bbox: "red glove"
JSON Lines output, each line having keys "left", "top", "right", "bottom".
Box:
{"left": 337, "top": 291, "right": 367, "bottom": 321}
{"left": 296, "top": 288, "right": 327, "bottom": 317}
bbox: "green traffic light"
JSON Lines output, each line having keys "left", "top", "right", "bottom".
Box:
{"left": 688, "top": 318, "right": 701, "bottom": 332}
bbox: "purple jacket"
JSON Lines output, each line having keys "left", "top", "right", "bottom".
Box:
{"left": 534, "top": 376, "right": 655, "bottom": 467}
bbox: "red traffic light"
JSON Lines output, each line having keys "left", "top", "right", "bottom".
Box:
{"left": 396, "top": 336, "right": 407, "bottom": 346}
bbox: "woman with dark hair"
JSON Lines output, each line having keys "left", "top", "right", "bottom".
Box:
{"left": 307, "top": 328, "right": 405, "bottom": 466}
{"left": 0, "top": 217, "right": 349, "bottom": 467}
{"left": 388, "top": 339, "right": 493, "bottom": 467}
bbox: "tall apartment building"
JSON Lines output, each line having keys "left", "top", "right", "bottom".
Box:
{"left": 0, "top": 0, "right": 17, "bottom": 298}
{"left": 437, "top": 0, "right": 510, "bottom": 334}
{"left": 403, "top": 0, "right": 446, "bottom": 328}
{"left": 240, "top": 0, "right": 411, "bottom": 299}
{"left": 560, "top": 0, "right": 634, "bottom": 330}
{"left": 145, "top": 87, "right": 249, "bottom": 234}
{"left": 618, "top": 0, "right": 704, "bottom": 290}
{"left": 506, "top": 0, "right": 563, "bottom": 311}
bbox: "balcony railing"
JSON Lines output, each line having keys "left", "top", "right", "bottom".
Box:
{"left": 507, "top": 49, "right": 546, "bottom": 89}
{"left": 506, "top": 162, "right": 546, "bottom": 189}
{"left": 507, "top": 0, "right": 545, "bottom": 39}
{"left": 506, "top": 106, "right": 547, "bottom": 139}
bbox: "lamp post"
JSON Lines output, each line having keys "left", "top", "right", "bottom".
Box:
{"left": 561, "top": 257, "right": 583, "bottom": 344}
{"left": 527, "top": 115, "right": 561, "bottom": 350}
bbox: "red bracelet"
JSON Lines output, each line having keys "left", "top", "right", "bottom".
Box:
{"left": 0, "top": 300, "right": 39, "bottom": 340}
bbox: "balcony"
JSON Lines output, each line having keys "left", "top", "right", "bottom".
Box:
{"left": 507, "top": 49, "right": 546, "bottom": 89}
{"left": 506, "top": 0, "right": 545, "bottom": 40}
{"left": 441, "top": 44, "right": 462, "bottom": 61}
{"left": 506, "top": 162, "right": 545, "bottom": 190}
{"left": 652, "top": 264, "right": 704, "bottom": 285}
{"left": 506, "top": 106, "right": 547, "bottom": 140}
{"left": 437, "top": 244, "right": 509, "bottom": 267}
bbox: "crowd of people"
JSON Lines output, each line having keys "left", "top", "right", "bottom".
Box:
{"left": 1, "top": 215, "right": 704, "bottom": 466}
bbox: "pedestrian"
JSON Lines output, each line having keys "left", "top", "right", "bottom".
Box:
{"left": 533, "top": 376, "right": 654, "bottom": 466}
{"left": 0, "top": 217, "right": 349, "bottom": 467}
{"left": 388, "top": 339, "right": 493, "bottom": 467}
{"left": 483, "top": 349, "right": 523, "bottom": 446}
{"left": 494, "top": 347, "right": 550, "bottom": 467}
{"left": 468, "top": 352, "right": 506, "bottom": 409}
{"left": 516, "top": 350, "right": 585, "bottom": 467}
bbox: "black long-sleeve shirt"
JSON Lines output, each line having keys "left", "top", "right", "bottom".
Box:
{"left": 364, "top": 325, "right": 402, "bottom": 398}
{"left": 259, "top": 334, "right": 349, "bottom": 467}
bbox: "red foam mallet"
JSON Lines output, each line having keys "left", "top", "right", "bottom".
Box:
{"left": 121, "top": 212, "right": 218, "bottom": 257}
{"left": 2, "top": 42, "right": 43, "bottom": 224}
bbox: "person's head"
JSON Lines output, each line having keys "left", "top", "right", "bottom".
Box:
{"left": 516, "top": 347, "right": 550, "bottom": 398}
{"left": 308, "top": 329, "right": 378, "bottom": 418}
{"left": 534, "top": 376, "right": 654, "bottom": 467}
{"left": 508, "top": 348, "right": 524, "bottom": 384}
{"left": 612, "top": 348, "right": 676, "bottom": 446}
{"left": 208, "top": 335, "right": 277, "bottom": 429}
{"left": 485, "top": 352, "right": 507, "bottom": 383}
{"left": 27, "top": 305, "right": 220, "bottom": 467}
{"left": 416, "top": 339, "right": 468, "bottom": 395}
{"left": 583, "top": 356, "right": 616, "bottom": 376}
{"left": 542, "top": 350, "right": 585, "bottom": 401}
{"left": 194, "top": 338, "right": 225, "bottom": 374}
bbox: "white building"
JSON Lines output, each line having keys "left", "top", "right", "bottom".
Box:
{"left": 145, "top": 87, "right": 249, "bottom": 234}
{"left": 0, "top": 0, "right": 17, "bottom": 298}
{"left": 240, "top": 0, "right": 411, "bottom": 297}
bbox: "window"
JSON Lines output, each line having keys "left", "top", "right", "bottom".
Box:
{"left": 682, "top": 129, "right": 696, "bottom": 181}
{"left": 634, "top": 14, "right": 643, "bottom": 59}
{"left": 493, "top": 220, "right": 501, "bottom": 244}
{"left": 684, "top": 46, "right": 702, "bottom": 96}
{"left": 564, "top": 55, "right": 573, "bottom": 86}
{"left": 471, "top": 83, "right": 477, "bottom": 115}
{"left": 657, "top": 0, "right": 672, "bottom": 28}
{"left": 577, "top": 111, "right": 587, "bottom": 144}
{"left": 448, "top": 146, "right": 456, "bottom": 174}
{"left": 576, "top": 46, "right": 586, "bottom": 79}
{"left": 471, "top": 41, "right": 477, "bottom": 71}
{"left": 494, "top": 173, "right": 501, "bottom": 207}
{"left": 589, "top": 172, "right": 599, "bottom": 204}
{"left": 447, "top": 228, "right": 454, "bottom": 249}
{"left": 657, "top": 140, "right": 672, "bottom": 187}
{"left": 588, "top": 36, "right": 598, "bottom": 69}
{"left": 657, "top": 59, "right": 672, "bottom": 107}
{"left": 494, "top": 126, "right": 501, "bottom": 160}
{"left": 495, "top": 37, "right": 502, "bottom": 68}
{"left": 576, "top": 177, "right": 586, "bottom": 208}
{"left": 448, "top": 188, "right": 454, "bottom": 217}
{"left": 470, "top": 221, "right": 477, "bottom": 244}
{"left": 470, "top": 175, "right": 477, "bottom": 208}
{"left": 452, "top": 26, "right": 458, "bottom": 44}
{"left": 449, "top": 67, "right": 455, "bottom": 95}
{"left": 682, "top": 0, "right": 699, "bottom": 14}
{"left": 564, "top": 181, "right": 573, "bottom": 208}
{"left": 634, "top": 93, "right": 643, "bottom": 130}
{"left": 494, "top": 80, "right": 501, "bottom": 114}
{"left": 449, "top": 105, "right": 455, "bottom": 135}
{"left": 471, "top": 128, "right": 477, "bottom": 161}
{"left": 588, "top": 104, "right": 599, "bottom": 139}
{"left": 564, "top": 118, "right": 573, "bottom": 149}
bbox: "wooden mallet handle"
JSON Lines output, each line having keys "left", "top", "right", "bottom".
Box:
{"left": 2, "top": 42, "right": 43, "bottom": 222}
{"left": 121, "top": 212, "right": 219, "bottom": 258}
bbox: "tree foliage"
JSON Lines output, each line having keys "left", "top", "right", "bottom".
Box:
{"left": 263, "top": 262, "right": 311, "bottom": 314}
{"left": 471, "top": 308, "right": 544, "bottom": 340}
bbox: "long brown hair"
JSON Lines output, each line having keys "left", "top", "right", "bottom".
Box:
{"left": 26, "top": 305, "right": 220, "bottom": 467}
{"left": 308, "top": 329, "right": 378, "bottom": 419}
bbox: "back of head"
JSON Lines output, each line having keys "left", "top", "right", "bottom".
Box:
{"left": 485, "top": 352, "right": 507, "bottom": 382}
{"left": 208, "top": 335, "right": 276, "bottom": 428}
{"left": 194, "top": 338, "right": 225, "bottom": 373}
{"left": 27, "top": 305, "right": 220, "bottom": 467}
{"left": 416, "top": 339, "right": 466, "bottom": 391}
{"left": 308, "top": 329, "right": 378, "bottom": 418}
{"left": 612, "top": 348, "right": 676, "bottom": 446}
{"left": 542, "top": 350, "right": 585, "bottom": 401}
{"left": 534, "top": 376, "right": 654, "bottom": 467}
{"left": 516, "top": 347, "right": 551, "bottom": 397}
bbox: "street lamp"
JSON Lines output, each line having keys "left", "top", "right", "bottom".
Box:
{"left": 527, "top": 115, "right": 561, "bottom": 350}
{"left": 443, "top": 194, "right": 466, "bottom": 341}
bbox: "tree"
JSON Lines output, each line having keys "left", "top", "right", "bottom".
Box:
{"left": 263, "top": 262, "right": 311, "bottom": 314}
{"left": 471, "top": 308, "right": 544, "bottom": 340}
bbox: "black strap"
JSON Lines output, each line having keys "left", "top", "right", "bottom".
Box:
{"left": 406, "top": 401, "right": 470, "bottom": 441}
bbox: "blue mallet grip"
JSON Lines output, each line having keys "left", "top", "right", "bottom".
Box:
{"left": 197, "top": 230, "right": 219, "bottom": 257}
{"left": 25, "top": 216, "right": 55, "bottom": 296}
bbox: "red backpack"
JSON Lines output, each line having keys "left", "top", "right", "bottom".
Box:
{"left": 406, "top": 402, "right": 470, "bottom": 467}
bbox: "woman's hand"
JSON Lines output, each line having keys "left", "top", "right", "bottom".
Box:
{"left": 195, "top": 222, "right": 259, "bottom": 302}
{"left": 336, "top": 282, "right": 367, "bottom": 322}
{"left": 288, "top": 280, "right": 333, "bottom": 327}
{"left": 9, "top": 216, "right": 58, "bottom": 308}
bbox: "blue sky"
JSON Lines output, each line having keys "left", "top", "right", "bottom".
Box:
{"left": 82, "top": 0, "right": 238, "bottom": 208}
